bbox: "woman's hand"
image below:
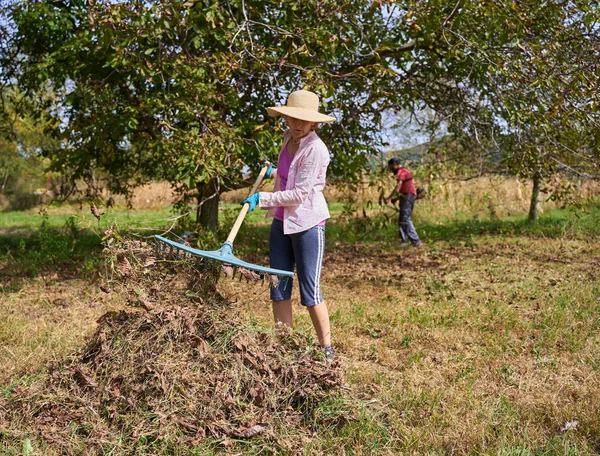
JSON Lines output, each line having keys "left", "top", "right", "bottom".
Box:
{"left": 241, "top": 193, "right": 260, "bottom": 212}
{"left": 265, "top": 165, "right": 276, "bottom": 179}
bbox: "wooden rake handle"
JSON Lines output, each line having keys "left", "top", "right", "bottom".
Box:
{"left": 225, "top": 163, "right": 269, "bottom": 245}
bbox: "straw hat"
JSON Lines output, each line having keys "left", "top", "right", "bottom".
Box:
{"left": 267, "top": 90, "right": 335, "bottom": 123}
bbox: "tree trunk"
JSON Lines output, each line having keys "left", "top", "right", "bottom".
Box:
{"left": 528, "top": 174, "right": 542, "bottom": 221}
{"left": 1, "top": 171, "right": 8, "bottom": 194}
{"left": 196, "top": 178, "right": 220, "bottom": 233}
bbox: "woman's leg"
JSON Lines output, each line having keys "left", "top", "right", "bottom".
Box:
{"left": 307, "top": 300, "right": 331, "bottom": 347}
{"left": 269, "top": 219, "right": 295, "bottom": 326}
{"left": 292, "top": 225, "right": 331, "bottom": 347}
{"left": 272, "top": 299, "right": 293, "bottom": 327}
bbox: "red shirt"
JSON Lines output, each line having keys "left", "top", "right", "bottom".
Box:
{"left": 396, "top": 168, "right": 416, "bottom": 196}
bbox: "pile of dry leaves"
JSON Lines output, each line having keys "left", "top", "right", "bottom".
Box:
{"left": 0, "top": 238, "right": 344, "bottom": 453}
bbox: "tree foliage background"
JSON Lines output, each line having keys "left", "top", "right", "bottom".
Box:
{"left": 1, "top": 0, "right": 598, "bottom": 224}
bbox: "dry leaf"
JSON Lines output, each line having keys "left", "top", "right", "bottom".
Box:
{"left": 175, "top": 417, "right": 199, "bottom": 433}
{"left": 73, "top": 367, "right": 98, "bottom": 389}
{"left": 239, "top": 267, "right": 260, "bottom": 282}
{"left": 222, "top": 264, "right": 234, "bottom": 278}
{"left": 90, "top": 203, "right": 101, "bottom": 220}
{"left": 220, "top": 438, "right": 233, "bottom": 447}
{"left": 138, "top": 298, "right": 154, "bottom": 311}
{"left": 237, "top": 423, "right": 267, "bottom": 438}
{"left": 117, "top": 255, "right": 132, "bottom": 277}
{"left": 100, "top": 285, "right": 111, "bottom": 294}
{"left": 192, "top": 336, "right": 211, "bottom": 356}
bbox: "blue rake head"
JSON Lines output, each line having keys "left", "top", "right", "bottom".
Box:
{"left": 154, "top": 163, "right": 293, "bottom": 288}
{"left": 154, "top": 235, "right": 293, "bottom": 288}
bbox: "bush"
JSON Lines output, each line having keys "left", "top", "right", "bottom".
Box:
{"left": 8, "top": 191, "right": 41, "bottom": 210}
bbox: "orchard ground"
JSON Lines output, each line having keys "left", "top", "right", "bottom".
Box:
{"left": 1, "top": 177, "right": 599, "bottom": 454}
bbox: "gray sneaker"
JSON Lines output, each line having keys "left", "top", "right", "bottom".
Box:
{"left": 324, "top": 346, "right": 335, "bottom": 364}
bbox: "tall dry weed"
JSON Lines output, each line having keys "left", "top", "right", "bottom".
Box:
{"left": 322, "top": 174, "right": 599, "bottom": 222}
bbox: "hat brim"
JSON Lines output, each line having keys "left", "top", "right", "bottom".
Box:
{"left": 267, "top": 106, "right": 335, "bottom": 123}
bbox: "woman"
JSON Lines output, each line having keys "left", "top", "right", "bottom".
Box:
{"left": 241, "top": 89, "right": 335, "bottom": 363}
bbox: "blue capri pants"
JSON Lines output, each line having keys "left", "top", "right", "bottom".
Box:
{"left": 269, "top": 219, "right": 325, "bottom": 307}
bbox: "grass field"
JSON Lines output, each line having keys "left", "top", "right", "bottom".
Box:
{"left": 1, "top": 197, "right": 599, "bottom": 454}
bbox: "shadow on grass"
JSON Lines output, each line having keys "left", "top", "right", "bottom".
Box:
{"left": 0, "top": 226, "right": 103, "bottom": 292}
{"left": 419, "top": 216, "right": 572, "bottom": 243}
{"left": 418, "top": 205, "right": 599, "bottom": 243}
{"left": 321, "top": 204, "right": 600, "bottom": 246}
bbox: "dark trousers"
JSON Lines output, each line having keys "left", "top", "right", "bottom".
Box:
{"left": 398, "top": 194, "right": 421, "bottom": 245}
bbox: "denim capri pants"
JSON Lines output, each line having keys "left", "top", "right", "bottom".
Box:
{"left": 269, "top": 219, "right": 325, "bottom": 307}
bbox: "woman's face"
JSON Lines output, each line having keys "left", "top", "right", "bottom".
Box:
{"left": 283, "top": 116, "right": 316, "bottom": 141}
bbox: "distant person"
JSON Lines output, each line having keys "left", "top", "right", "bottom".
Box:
{"left": 241, "top": 90, "right": 336, "bottom": 364}
{"left": 383, "top": 158, "right": 422, "bottom": 247}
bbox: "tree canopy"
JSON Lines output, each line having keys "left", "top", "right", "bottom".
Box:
{"left": 2, "top": 0, "right": 598, "bottom": 225}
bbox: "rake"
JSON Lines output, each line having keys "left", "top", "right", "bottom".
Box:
{"left": 154, "top": 164, "right": 294, "bottom": 286}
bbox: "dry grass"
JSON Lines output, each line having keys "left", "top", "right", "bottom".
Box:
{"left": 125, "top": 181, "right": 176, "bottom": 209}
{"left": 0, "top": 276, "right": 125, "bottom": 384}
{"left": 224, "top": 175, "right": 600, "bottom": 224}
{"left": 18, "top": 174, "right": 600, "bottom": 225}
{"left": 1, "top": 198, "right": 600, "bottom": 454}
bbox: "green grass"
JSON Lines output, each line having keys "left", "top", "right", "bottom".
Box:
{"left": 416, "top": 205, "right": 600, "bottom": 243}
{"left": 0, "top": 205, "right": 174, "bottom": 230}
{"left": 0, "top": 206, "right": 177, "bottom": 284}
{"left": 2, "top": 200, "right": 597, "bottom": 252}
